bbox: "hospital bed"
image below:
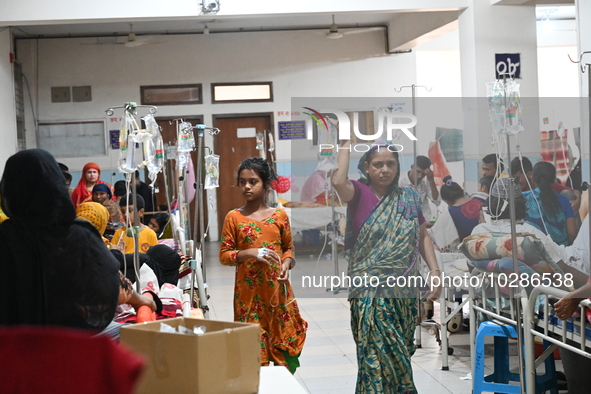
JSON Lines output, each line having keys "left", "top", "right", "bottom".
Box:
{"left": 283, "top": 205, "right": 346, "bottom": 234}
{"left": 524, "top": 285, "right": 591, "bottom": 394}
{"left": 284, "top": 204, "right": 347, "bottom": 295}
{"left": 467, "top": 269, "right": 590, "bottom": 394}
{"left": 416, "top": 251, "right": 472, "bottom": 370}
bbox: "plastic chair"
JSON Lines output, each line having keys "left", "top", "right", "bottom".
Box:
{"left": 473, "top": 320, "right": 557, "bottom": 394}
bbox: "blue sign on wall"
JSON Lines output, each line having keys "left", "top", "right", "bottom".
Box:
{"left": 109, "top": 130, "right": 120, "bottom": 149}
{"left": 278, "top": 120, "right": 306, "bottom": 140}
{"left": 495, "top": 53, "right": 521, "bottom": 79}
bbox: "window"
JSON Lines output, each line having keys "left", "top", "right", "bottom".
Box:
{"left": 140, "top": 84, "right": 203, "bottom": 106}
{"left": 38, "top": 120, "right": 106, "bottom": 157}
{"left": 211, "top": 82, "right": 273, "bottom": 104}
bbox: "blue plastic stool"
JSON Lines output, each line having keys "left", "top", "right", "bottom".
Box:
{"left": 473, "top": 320, "right": 558, "bottom": 394}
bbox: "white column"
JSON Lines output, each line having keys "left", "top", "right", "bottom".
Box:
{"left": 576, "top": 0, "right": 591, "bottom": 177}
{"left": 0, "top": 28, "right": 18, "bottom": 173}
{"left": 459, "top": 1, "right": 540, "bottom": 161}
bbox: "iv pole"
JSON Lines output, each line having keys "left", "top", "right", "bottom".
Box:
{"left": 191, "top": 124, "right": 221, "bottom": 287}
{"left": 105, "top": 103, "right": 158, "bottom": 293}
{"left": 503, "top": 73, "right": 526, "bottom": 394}
{"left": 569, "top": 52, "right": 591, "bottom": 286}
{"left": 394, "top": 84, "right": 433, "bottom": 351}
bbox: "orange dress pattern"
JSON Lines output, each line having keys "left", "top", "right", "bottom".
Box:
{"left": 219, "top": 208, "right": 307, "bottom": 367}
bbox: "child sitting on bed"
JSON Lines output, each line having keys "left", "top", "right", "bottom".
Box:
{"left": 148, "top": 212, "right": 169, "bottom": 238}
{"left": 112, "top": 194, "right": 158, "bottom": 254}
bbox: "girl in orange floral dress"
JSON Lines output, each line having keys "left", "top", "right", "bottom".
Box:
{"left": 219, "top": 157, "right": 307, "bottom": 374}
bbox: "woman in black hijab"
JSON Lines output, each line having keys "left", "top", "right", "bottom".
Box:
{"left": 146, "top": 244, "right": 181, "bottom": 285}
{"left": 0, "top": 149, "right": 120, "bottom": 331}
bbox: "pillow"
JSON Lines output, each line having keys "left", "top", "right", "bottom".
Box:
{"left": 459, "top": 232, "right": 564, "bottom": 275}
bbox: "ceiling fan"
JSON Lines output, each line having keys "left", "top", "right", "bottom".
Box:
{"left": 121, "top": 23, "right": 153, "bottom": 47}
{"left": 324, "top": 15, "right": 383, "bottom": 39}
{"left": 326, "top": 15, "right": 344, "bottom": 39}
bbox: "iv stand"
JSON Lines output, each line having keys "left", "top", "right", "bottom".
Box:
{"left": 105, "top": 103, "right": 159, "bottom": 293}
{"left": 191, "top": 125, "right": 221, "bottom": 289}
{"left": 495, "top": 72, "right": 526, "bottom": 394}
{"left": 569, "top": 52, "right": 591, "bottom": 288}
{"left": 395, "top": 84, "right": 433, "bottom": 350}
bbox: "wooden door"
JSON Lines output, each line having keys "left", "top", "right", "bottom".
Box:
{"left": 213, "top": 114, "right": 273, "bottom": 229}
{"left": 154, "top": 116, "right": 204, "bottom": 239}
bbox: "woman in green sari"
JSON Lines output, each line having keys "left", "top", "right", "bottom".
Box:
{"left": 332, "top": 141, "right": 442, "bottom": 394}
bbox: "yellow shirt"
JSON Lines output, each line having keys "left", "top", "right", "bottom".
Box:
{"left": 0, "top": 210, "right": 8, "bottom": 224}
{"left": 112, "top": 226, "right": 158, "bottom": 254}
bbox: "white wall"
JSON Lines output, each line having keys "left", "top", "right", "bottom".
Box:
{"left": 17, "top": 29, "right": 418, "bottom": 171}
{"left": 16, "top": 29, "right": 419, "bottom": 240}
{"left": 0, "top": 29, "right": 17, "bottom": 174}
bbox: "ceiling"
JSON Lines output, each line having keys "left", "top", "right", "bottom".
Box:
{"left": 5, "top": 5, "right": 575, "bottom": 61}
{"left": 10, "top": 4, "right": 576, "bottom": 40}
{"left": 11, "top": 12, "right": 415, "bottom": 39}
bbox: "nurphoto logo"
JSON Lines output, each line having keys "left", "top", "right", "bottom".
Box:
{"left": 302, "top": 107, "right": 417, "bottom": 153}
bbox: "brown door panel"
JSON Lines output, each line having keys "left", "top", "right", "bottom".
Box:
{"left": 213, "top": 115, "right": 272, "bottom": 230}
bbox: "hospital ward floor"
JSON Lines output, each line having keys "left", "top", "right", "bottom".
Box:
{"left": 201, "top": 242, "right": 566, "bottom": 394}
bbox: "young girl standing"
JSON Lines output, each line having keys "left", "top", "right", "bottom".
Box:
{"left": 219, "top": 157, "right": 307, "bottom": 374}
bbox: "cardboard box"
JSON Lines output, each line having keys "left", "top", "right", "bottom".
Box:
{"left": 121, "top": 318, "right": 260, "bottom": 394}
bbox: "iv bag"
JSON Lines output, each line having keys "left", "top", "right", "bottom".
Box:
{"left": 267, "top": 131, "right": 275, "bottom": 152}
{"left": 486, "top": 80, "right": 506, "bottom": 134}
{"left": 118, "top": 111, "right": 137, "bottom": 174}
{"left": 204, "top": 154, "right": 220, "bottom": 189}
{"left": 178, "top": 122, "right": 195, "bottom": 153}
{"left": 316, "top": 117, "right": 338, "bottom": 171}
{"left": 504, "top": 80, "right": 524, "bottom": 135}
{"left": 142, "top": 113, "right": 165, "bottom": 186}
{"left": 256, "top": 132, "right": 265, "bottom": 151}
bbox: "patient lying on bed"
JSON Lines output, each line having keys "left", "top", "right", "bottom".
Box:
{"left": 458, "top": 178, "right": 586, "bottom": 297}
{"left": 465, "top": 179, "right": 589, "bottom": 291}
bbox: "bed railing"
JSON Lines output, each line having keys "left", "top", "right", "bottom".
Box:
{"left": 524, "top": 286, "right": 591, "bottom": 394}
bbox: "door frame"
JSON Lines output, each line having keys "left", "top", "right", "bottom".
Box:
{"left": 212, "top": 112, "right": 274, "bottom": 130}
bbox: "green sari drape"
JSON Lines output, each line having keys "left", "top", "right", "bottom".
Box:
{"left": 347, "top": 186, "right": 422, "bottom": 394}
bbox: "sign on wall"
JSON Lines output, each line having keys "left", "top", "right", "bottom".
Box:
{"left": 495, "top": 53, "right": 521, "bottom": 79}
{"left": 278, "top": 121, "right": 306, "bottom": 140}
{"left": 109, "top": 130, "right": 120, "bottom": 149}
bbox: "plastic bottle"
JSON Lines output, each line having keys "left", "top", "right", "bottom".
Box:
{"left": 136, "top": 292, "right": 156, "bottom": 323}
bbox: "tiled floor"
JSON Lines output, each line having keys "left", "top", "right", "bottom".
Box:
{"left": 201, "top": 242, "right": 563, "bottom": 393}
